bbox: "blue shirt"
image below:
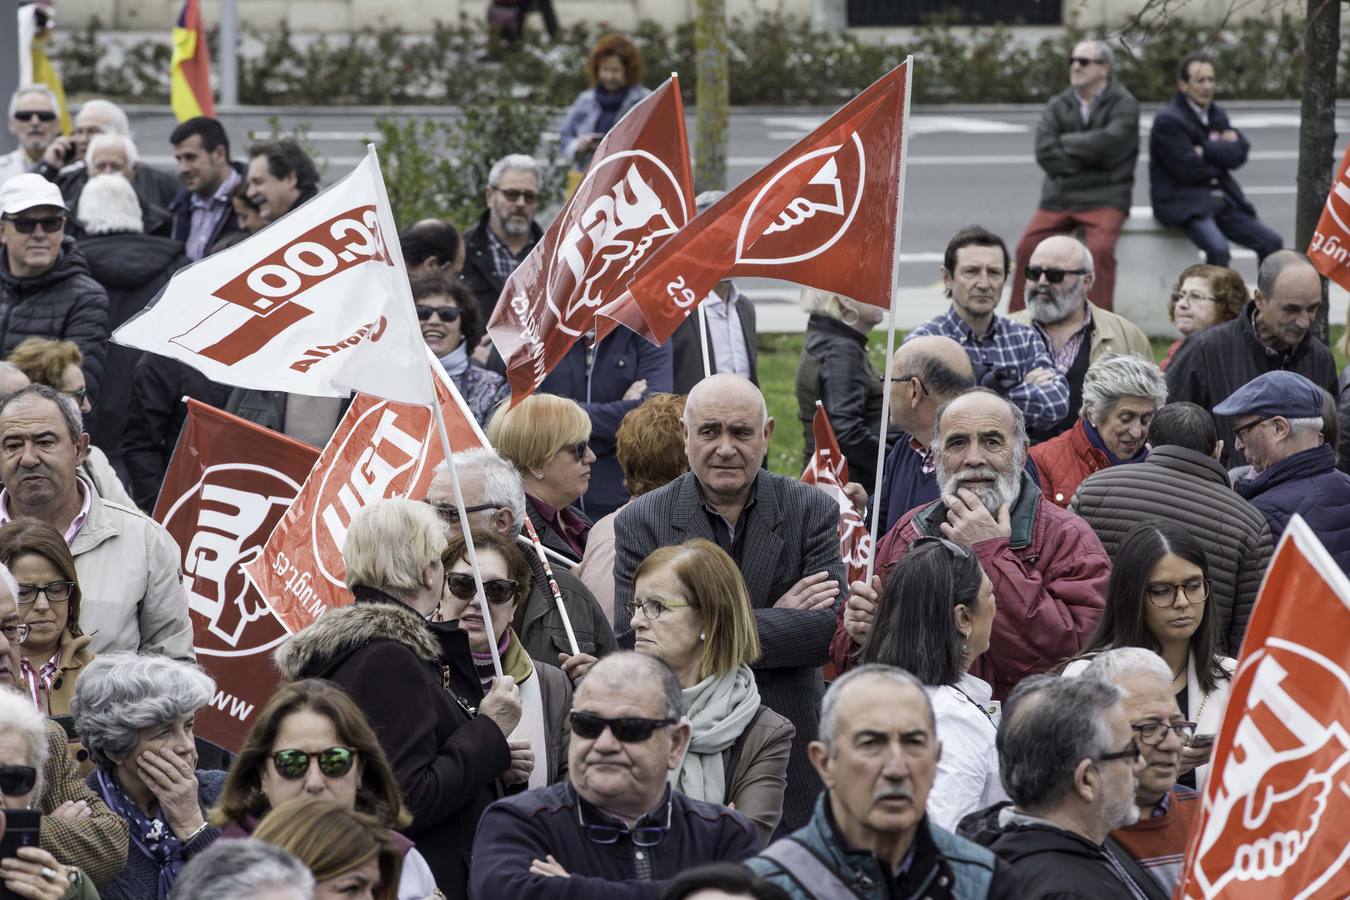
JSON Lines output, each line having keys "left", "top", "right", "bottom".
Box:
{"left": 185, "top": 168, "right": 240, "bottom": 260}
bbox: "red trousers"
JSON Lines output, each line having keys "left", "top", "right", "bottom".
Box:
{"left": 1009, "top": 206, "right": 1127, "bottom": 312}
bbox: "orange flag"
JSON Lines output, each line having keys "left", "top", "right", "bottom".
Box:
{"left": 1308, "top": 141, "right": 1350, "bottom": 293}
{"left": 624, "top": 59, "right": 911, "bottom": 344}
{"left": 1175, "top": 515, "right": 1350, "bottom": 899}
{"left": 800, "top": 403, "right": 872, "bottom": 586}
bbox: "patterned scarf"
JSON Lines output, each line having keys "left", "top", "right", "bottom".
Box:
{"left": 94, "top": 768, "right": 186, "bottom": 900}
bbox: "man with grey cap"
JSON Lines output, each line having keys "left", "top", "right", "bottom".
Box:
{"left": 671, "top": 190, "right": 757, "bottom": 394}
{"left": 1218, "top": 370, "right": 1350, "bottom": 567}
{"left": 0, "top": 174, "right": 108, "bottom": 398}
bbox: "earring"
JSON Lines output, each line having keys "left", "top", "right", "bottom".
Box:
{"left": 699, "top": 632, "right": 706, "bottom": 641}
{"left": 532, "top": 471, "right": 545, "bottom": 480}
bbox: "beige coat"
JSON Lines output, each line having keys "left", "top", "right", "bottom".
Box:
{"left": 1011, "top": 303, "right": 1153, "bottom": 362}
{"left": 720, "top": 705, "right": 795, "bottom": 842}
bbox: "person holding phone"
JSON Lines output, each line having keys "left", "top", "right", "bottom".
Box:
{"left": 557, "top": 34, "right": 651, "bottom": 173}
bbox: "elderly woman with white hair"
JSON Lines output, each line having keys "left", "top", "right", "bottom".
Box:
{"left": 274, "top": 496, "right": 521, "bottom": 897}
{"left": 1031, "top": 352, "right": 1168, "bottom": 507}
{"left": 70, "top": 652, "right": 224, "bottom": 900}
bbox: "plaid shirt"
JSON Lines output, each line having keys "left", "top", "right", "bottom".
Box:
{"left": 909, "top": 307, "right": 1070, "bottom": 429}
{"left": 1033, "top": 303, "right": 1095, "bottom": 371}
{"left": 486, "top": 226, "right": 531, "bottom": 283}
{"left": 39, "top": 720, "right": 129, "bottom": 886}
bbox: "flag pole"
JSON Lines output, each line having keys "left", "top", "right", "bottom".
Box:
{"left": 517, "top": 518, "right": 581, "bottom": 656}
{"left": 697, "top": 300, "right": 712, "bottom": 380}
{"left": 865, "top": 57, "right": 913, "bottom": 583}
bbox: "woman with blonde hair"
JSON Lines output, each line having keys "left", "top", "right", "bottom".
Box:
{"left": 628, "top": 538, "right": 794, "bottom": 841}
{"left": 488, "top": 393, "right": 595, "bottom": 562}
{"left": 253, "top": 797, "right": 403, "bottom": 900}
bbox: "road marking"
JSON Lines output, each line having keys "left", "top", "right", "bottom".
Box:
{"left": 764, "top": 114, "right": 1028, "bottom": 137}
{"left": 248, "top": 130, "right": 384, "bottom": 142}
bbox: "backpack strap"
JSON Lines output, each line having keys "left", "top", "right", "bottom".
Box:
{"left": 759, "top": 837, "right": 864, "bottom": 899}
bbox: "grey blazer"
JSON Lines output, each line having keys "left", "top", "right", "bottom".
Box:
{"left": 613, "top": 470, "right": 845, "bottom": 831}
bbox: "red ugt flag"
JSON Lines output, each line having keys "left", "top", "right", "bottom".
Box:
{"left": 625, "top": 60, "right": 911, "bottom": 344}
{"left": 154, "top": 400, "right": 320, "bottom": 751}
{"left": 487, "top": 76, "right": 695, "bottom": 403}
{"left": 1307, "top": 141, "right": 1350, "bottom": 293}
{"left": 1175, "top": 516, "right": 1350, "bottom": 900}
{"left": 800, "top": 403, "right": 872, "bottom": 586}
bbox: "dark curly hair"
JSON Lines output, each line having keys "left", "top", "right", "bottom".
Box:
{"left": 408, "top": 271, "right": 484, "bottom": 350}
{"left": 586, "top": 33, "right": 643, "bottom": 88}
{"left": 1168, "top": 264, "right": 1247, "bottom": 327}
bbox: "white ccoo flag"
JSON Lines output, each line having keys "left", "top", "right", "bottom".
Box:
{"left": 114, "top": 146, "right": 433, "bottom": 405}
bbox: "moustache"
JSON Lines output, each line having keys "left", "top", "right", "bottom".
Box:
{"left": 951, "top": 465, "right": 1001, "bottom": 484}
{"left": 873, "top": 785, "right": 914, "bottom": 804}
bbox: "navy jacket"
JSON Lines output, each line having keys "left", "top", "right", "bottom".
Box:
{"left": 1237, "top": 444, "right": 1350, "bottom": 571}
{"left": 539, "top": 330, "right": 673, "bottom": 521}
{"left": 168, "top": 161, "right": 246, "bottom": 254}
{"left": 1149, "top": 93, "right": 1255, "bottom": 227}
{"left": 469, "top": 782, "right": 761, "bottom": 900}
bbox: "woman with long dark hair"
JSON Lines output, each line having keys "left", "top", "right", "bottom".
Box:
{"left": 1064, "top": 521, "right": 1234, "bottom": 788}
{"left": 859, "top": 537, "right": 1004, "bottom": 830}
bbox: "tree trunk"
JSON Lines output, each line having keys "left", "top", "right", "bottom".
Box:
{"left": 694, "top": 0, "right": 728, "bottom": 194}
{"left": 1295, "top": 0, "right": 1341, "bottom": 343}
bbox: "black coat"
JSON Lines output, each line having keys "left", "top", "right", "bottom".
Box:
{"left": 0, "top": 237, "right": 109, "bottom": 398}
{"left": 78, "top": 232, "right": 187, "bottom": 467}
{"left": 60, "top": 163, "right": 180, "bottom": 237}
{"left": 169, "top": 161, "right": 245, "bottom": 254}
{"left": 1149, "top": 93, "right": 1255, "bottom": 228}
{"left": 1237, "top": 444, "right": 1350, "bottom": 572}
{"left": 795, "top": 314, "right": 890, "bottom": 489}
{"left": 275, "top": 593, "right": 511, "bottom": 898}
{"left": 670, "top": 290, "right": 758, "bottom": 394}
{"left": 460, "top": 209, "right": 543, "bottom": 322}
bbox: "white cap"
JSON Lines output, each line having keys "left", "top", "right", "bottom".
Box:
{"left": 0, "top": 174, "right": 67, "bottom": 216}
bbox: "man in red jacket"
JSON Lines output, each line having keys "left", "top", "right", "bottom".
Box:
{"left": 831, "top": 389, "right": 1109, "bottom": 698}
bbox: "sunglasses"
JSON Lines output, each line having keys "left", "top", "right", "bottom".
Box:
{"left": 270, "top": 747, "right": 357, "bottom": 780}
{"left": 0, "top": 765, "right": 37, "bottom": 797}
{"left": 577, "top": 795, "right": 671, "bottom": 847}
{"left": 446, "top": 573, "right": 519, "bottom": 605}
{"left": 13, "top": 110, "right": 57, "bottom": 123}
{"left": 1024, "top": 265, "right": 1088, "bottom": 284}
{"left": 570, "top": 711, "right": 678, "bottom": 743}
{"left": 4, "top": 216, "right": 65, "bottom": 235}
{"left": 1069, "top": 56, "right": 1102, "bottom": 66}
{"left": 494, "top": 188, "right": 538, "bottom": 204}
{"left": 415, "top": 304, "right": 462, "bottom": 323}
{"left": 562, "top": 441, "right": 589, "bottom": 462}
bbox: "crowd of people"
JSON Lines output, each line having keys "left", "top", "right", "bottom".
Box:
{"left": 0, "top": 29, "right": 1344, "bottom": 900}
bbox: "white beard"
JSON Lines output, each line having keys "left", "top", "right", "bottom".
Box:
{"left": 936, "top": 463, "right": 1022, "bottom": 517}
{"left": 1026, "top": 285, "right": 1078, "bottom": 324}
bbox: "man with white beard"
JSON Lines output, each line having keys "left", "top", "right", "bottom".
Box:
{"left": 832, "top": 388, "right": 1110, "bottom": 699}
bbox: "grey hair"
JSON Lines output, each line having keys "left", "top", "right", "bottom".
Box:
{"left": 437, "top": 449, "right": 527, "bottom": 536}
{"left": 71, "top": 652, "right": 216, "bottom": 770}
{"left": 818, "top": 665, "right": 933, "bottom": 755}
{"left": 1256, "top": 250, "right": 1314, "bottom": 300}
{"left": 582, "top": 651, "right": 685, "bottom": 720}
{"left": 0, "top": 560, "right": 18, "bottom": 609}
{"left": 694, "top": 190, "right": 724, "bottom": 214}
{"left": 932, "top": 387, "right": 1030, "bottom": 472}
{"left": 8, "top": 85, "right": 59, "bottom": 119}
{"left": 487, "top": 153, "right": 542, "bottom": 188}
{"left": 342, "top": 498, "right": 447, "bottom": 599}
{"left": 1080, "top": 353, "right": 1167, "bottom": 422}
{"left": 1086, "top": 40, "right": 1116, "bottom": 70}
{"left": 78, "top": 173, "right": 143, "bottom": 236}
{"left": 1286, "top": 416, "right": 1325, "bottom": 437}
{"left": 798, "top": 287, "right": 846, "bottom": 320}
{"left": 169, "top": 839, "right": 315, "bottom": 900}
{"left": 997, "top": 674, "right": 1122, "bottom": 813}
{"left": 84, "top": 132, "right": 138, "bottom": 172}
{"left": 1082, "top": 647, "right": 1174, "bottom": 686}
{"left": 0, "top": 384, "right": 83, "bottom": 444}
{"left": 75, "top": 99, "right": 130, "bottom": 136}
{"left": 0, "top": 689, "right": 50, "bottom": 798}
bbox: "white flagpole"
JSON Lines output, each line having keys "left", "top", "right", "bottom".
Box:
{"left": 697, "top": 300, "right": 713, "bottom": 380}
{"left": 517, "top": 519, "right": 581, "bottom": 656}
{"left": 865, "top": 57, "right": 914, "bottom": 583}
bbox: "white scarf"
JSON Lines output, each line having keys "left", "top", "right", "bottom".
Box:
{"left": 671, "top": 664, "right": 761, "bottom": 804}
{"left": 438, "top": 341, "right": 469, "bottom": 376}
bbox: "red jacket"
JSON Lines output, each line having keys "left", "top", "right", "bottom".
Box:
{"left": 830, "top": 474, "right": 1109, "bottom": 698}
{"left": 1029, "top": 418, "right": 1109, "bottom": 508}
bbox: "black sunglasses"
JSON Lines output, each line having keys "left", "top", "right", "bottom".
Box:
{"left": 561, "top": 440, "right": 589, "bottom": 462}
{"left": 493, "top": 187, "right": 538, "bottom": 204}
{"left": 1069, "top": 56, "right": 1102, "bottom": 66}
{"left": 4, "top": 216, "right": 65, "bottom": 235}
{"left": 14, "top": 110, "right": 57, "bottom": 123}
{"left": 0, "top": 765, "right": 37, "bottom": 797}
{"left": 570, "top": 711, "right": 678, "bottom": 743}
{"left": 446, "top": 573, "right": 519, "bottom": 605}
{"left": 1024, "top": 265, "right": 1089, "bottom": 284}
{"left": 270, "top": 747, "right": 357, "bottom": 780}
{"left": 415, "top": 304, "right": 462, "bottom": 323}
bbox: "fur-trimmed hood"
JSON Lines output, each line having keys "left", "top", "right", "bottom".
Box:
{"left": 274, "top": 597, "right": 441, "bottom": 681}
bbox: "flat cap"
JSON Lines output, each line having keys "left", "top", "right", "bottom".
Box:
{"left": 1213, "top": 370, "right": 1324, "bottom": 419}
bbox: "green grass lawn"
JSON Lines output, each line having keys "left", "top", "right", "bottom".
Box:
{"left": 756, "top": 326, "right": 1347, "bottom": 478}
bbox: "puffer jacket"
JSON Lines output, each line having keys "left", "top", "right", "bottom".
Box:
{"left": 1070, "top": 444, "right": 1273, "bottom": 654}
{"left": 274, "top": 592, "right": 510, "bottom": 898}
{"left": 1034, "top": 80, "right": 1140, "bottom": 212}
{"left": 796, "top": 314, "right": 888, "bottom": 489}
{"left": 1029, "top": 418, "right": 1109, "bottom": 508}
{"left": 832, "top": 473, "right": 1108, "bottom": 699}
{"left": 0, "top": 237, "right": 109, "bottom": 397}
{"left": 1237, "top": 444, "right": 1350, "bottom": 572}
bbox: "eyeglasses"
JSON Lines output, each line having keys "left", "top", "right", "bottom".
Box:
{"left": 889, "top": 374, "right": 926, "bottom": 396}
{"left": 270, "top": 747, "right": 357, "bottom": 780}
{"left": 424, "top": 499, "right": 500, "bottom": 526}
{"left": 1069, "top": 56, "right": 1103, "bottom": 66}
{"left": 0, "top": 623, "right": 31, "bottom": 644}
{"left": 624, "top": 598, "right": 691, "bottom": 621}
{"left": 446, "top": 573, "right": 519, "bottom": 605}
{"left": 1232, "top": 417, "right": 1272, "bottom": 442}
{"left": 560, "top": 441, "right": 589, "bottom": 462}
{"left": 16, "top": 581, "right": 75, "bottom": 606}
{"left": 1145, "top": 577, "right": 1210, "bottom": 607}
{"left": 13, "top": 110, "right": 57, "bottom": 123}
{"left": 577, "top": 794, "right": 671, "bottom": 847}
{"left": 911, "top": 535, "right": 970, "bottom": 559}
{"left": 493, "top": 187, "right": 539, "bottom": 204}
{"left": 1096, "top": 738, "right": 1142, "bottom": 765}
{"left": 1175, "top": 290, "right": 1216, "bottom": 305}
{"left": 415, "top": 304, "right": 462, "bottom": 323}
{"left": 3, "top": 216, "right": 65, "bottom": 235}
{"left": 0, "top": 765, "right": 37, "bottom": 797}
{"left": 570, "top": 711, "right": 678, "bottom": 743}
{"left": 1131, "top": 720, "right": 1198, "bottom": 747}
{"left": 1024, "top": 265, "right": 1089, "bottom": 284}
